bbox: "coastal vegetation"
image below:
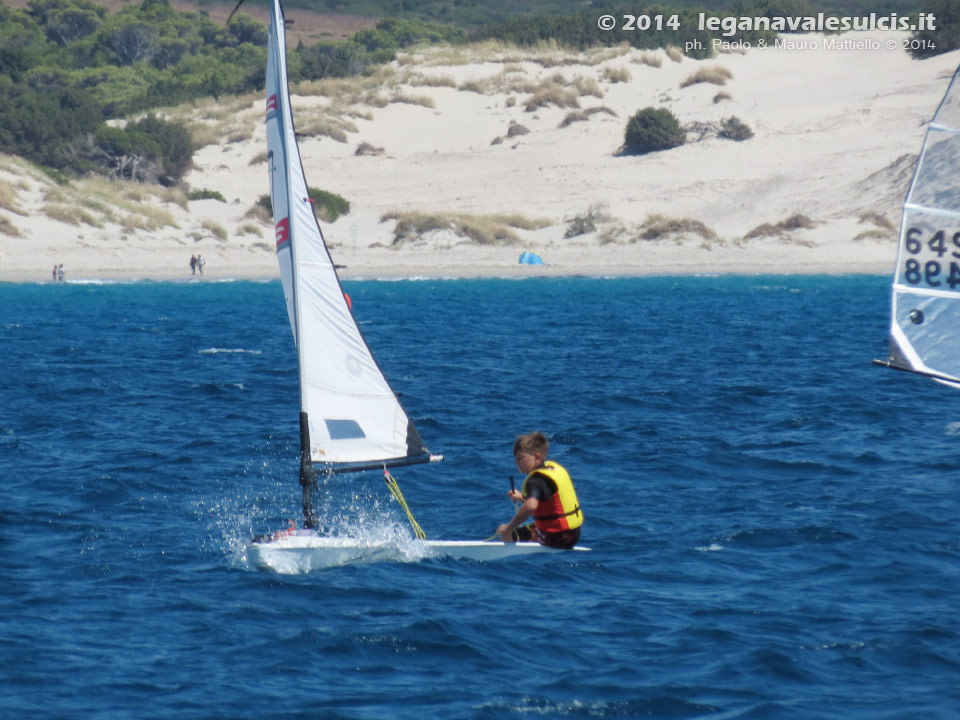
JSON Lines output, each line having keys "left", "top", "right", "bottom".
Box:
{"left": 188, "top": 189, "right": 228, "bottom": 202}
{"left": 564, "top": 204, "right": 610, "bottom": 238}
{"left": 903, "top": 0, "right": 959, "bottom": 57}
{"left": 264, "top": 0, "right": 928, "bottom": 26}
{"left": 0, "top": 0, "right": 463, "bottom": 182}
{"left": 559, "top": 107, "right": 618, "bottom": 128}
{"left": 680, "top": 65, "right": 733, "bottom": 88}
{"left": 621, "top": 107, "right": 686, "bottom": 155}
{"left": 256, "top": 188, "right": 351, "bottom": 223}
{"left": 0, "top": 0, "right": 952, "bottom": 260}
{"left": 597, "top": 214, "right": 720, "bottom": 245}
{"left": 382, "top": 210, "right": 551, "bottom": 246}
{"left": 855, "top": 210, "right": 897, "bottom": 240}
{"left": 746, "top": 213, "right": 818, "bottom": 240}
{"left": 719, "top": 116, "right": 754, "bottom": 141}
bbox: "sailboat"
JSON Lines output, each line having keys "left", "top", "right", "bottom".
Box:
{"left": 875, "top": 63, "right": 960, "bottom": 387}
{"left": 245, "top": 0, "right": 588, "bottom": 572}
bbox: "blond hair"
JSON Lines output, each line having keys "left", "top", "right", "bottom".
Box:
{"left": 513, "top": 431, "right": 548, "bottom": 457}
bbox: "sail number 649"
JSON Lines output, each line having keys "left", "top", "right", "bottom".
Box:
{"left": 903, "top": 227, "right": 960, "bottom": 288}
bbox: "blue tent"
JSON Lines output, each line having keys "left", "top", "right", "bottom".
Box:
{"left": 518, "top": 251, "right": 545, "bottom": 265}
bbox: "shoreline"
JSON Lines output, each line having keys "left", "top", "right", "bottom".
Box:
{"left": 0, "top": 259, "right": 894, "bottom": 284}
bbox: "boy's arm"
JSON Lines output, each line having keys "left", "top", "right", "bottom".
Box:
{"left": 497, "top": 497, "right": 539, "bottom": 541}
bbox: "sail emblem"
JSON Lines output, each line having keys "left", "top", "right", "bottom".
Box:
{"left": 325, "top": 419, "right": 366, "bottom": 440}
{"left": 266, "top": 94, "right": 278, "bottom": 114}
{"left": 275, "top": 217, "right": 290, "bottom": 248}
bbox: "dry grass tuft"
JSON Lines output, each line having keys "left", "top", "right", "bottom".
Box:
{"left": 859, "top": 210, "right": 896, "bottom": 232}
{"left": 633, "top": 51, "right": 663, "bottom": 68}
{"left": 713, "top": 91, "right": 732, "bottom": 103}
{"left": 390, "top": 91, "right": 435, "bottom": 108}
{"left": 245, "top": 202, "right": 272, "bottom": 225}
{"left": 680, "top": 65, "right": 733, "bottom": 88}
{"left": 853, "top": 229, "right": 891, "bottom": 241}
{"left": 44, "top": 203, "right": 102, "bottom": 227}
{"left": 564, "top": 204, "right": 610, "bottom": 238}
{"left": 573, "top": 75, "right": 604, "bottom": 98}
{"left": 854, "top": 211, "right": 896, "bottom": 241}
{"left": 665, "top": 45, "right": 684, "bottom": 62}
{"left": 0, "top": 212, "right": 20, "bottom": 237}
{"left": 558, "top": 106, "right": 618, "bottom": 128}
{"left": 745, "top": 214, "right": 817, "bottom": 240}
{"left": 489, "top": 213, "right": 552, "bottom": 231}
{"left": 409, "top": 73, "right": 457, "bottom": 88}
{"left": 121, "top": 206, "right": 178, "bottom": 232}
{"left": 638, "top": 214, "right": 718, "bottom": 242}
{"left": 524, "top": 84, "right": 580, "bottom": 112}
{"left": 457, "top": 80, "right": 486, "bottom": 93}
{"left": 355, "top": 141, "right": 385, "bottom": 156}
{"left": 237, "top": 223, "right": 263, "bottom": 237}
{"left": 581, "top": 44, "right": 632, "bottom": 65}
{"left": 602, "top": 66, "right": 632, "bottom": 83}
{"left": 298, "top": 115, "right": 358, "bottom": 143}
{"left": 382, "top": 210, "right": 550, "bottom": 246}
{"left": 0, "top": 180, "right": 25, "bottom": 215}
{"left": 202, "top": 219, "right": 228, "bottom": 241}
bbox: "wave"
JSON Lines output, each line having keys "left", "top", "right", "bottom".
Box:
{"left": 198, "top": 348, "right": 263, "bottom": 355}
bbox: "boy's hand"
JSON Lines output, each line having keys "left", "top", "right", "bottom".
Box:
{"left": 507, "top": 489, "right": 523, "bottom": 502}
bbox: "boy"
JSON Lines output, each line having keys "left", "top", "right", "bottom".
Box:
{"left": 496, "top": 432, "right": 583, "bottom": 549}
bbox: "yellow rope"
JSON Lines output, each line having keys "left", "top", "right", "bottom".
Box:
{"left": 383, "top": 468, "right": 426, "bottom": 540}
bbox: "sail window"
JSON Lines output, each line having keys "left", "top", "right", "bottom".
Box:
{"left": 325, "top": 419, "right": 366, "bottom": 440}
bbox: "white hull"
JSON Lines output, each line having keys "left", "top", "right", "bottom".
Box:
{"left": 247, "top": 536, "right": 589, "bottom": 573}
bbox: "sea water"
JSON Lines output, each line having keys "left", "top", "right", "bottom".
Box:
{"left": 1, "top": 276, "right": 958, "bottom": 719}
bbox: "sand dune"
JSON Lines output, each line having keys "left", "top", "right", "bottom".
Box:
{"left": 1, "top": 31, "right": 958, "bottom": 282}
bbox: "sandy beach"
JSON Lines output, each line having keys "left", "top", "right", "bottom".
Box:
{"left": 1, "top": 31, "right": 958, "bottom": 282}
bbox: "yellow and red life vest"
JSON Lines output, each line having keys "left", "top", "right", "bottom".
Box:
{"left": 522, "top": 461, "right": 583, "bottom": 533}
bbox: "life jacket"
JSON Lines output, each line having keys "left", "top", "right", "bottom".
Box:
{"left": 522, "top": 461, "right": 583, "bottom": 533}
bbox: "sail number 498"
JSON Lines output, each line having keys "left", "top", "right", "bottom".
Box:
{"left": 903, "top": 227, "right": 960, "bottom": 288}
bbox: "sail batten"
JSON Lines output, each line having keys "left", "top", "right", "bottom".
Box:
{"left": 265, "top": 0, "right": 436, "bottom": 466}
{"left": 902, "top": 204, "right": 960, "bottom": 220}
{"left": 880, "top": 64, "right": 960, "bottom": 388}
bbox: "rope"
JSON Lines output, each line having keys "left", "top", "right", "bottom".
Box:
{"left": 383, "top": 467, "right": 426, "bottom": 540}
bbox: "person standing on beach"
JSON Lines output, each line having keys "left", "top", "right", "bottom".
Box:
{"left": 496, "top": 432, "right": 583, "bottom": 549}
{"left": 52, "top": 265, "right": 57, "bottom": 282}
{"left": 190, "top": 255, "right": 197, "bottom": 275}
{"left": 57, "top": 264, "right": 64, "bottom": 282}
{"left": 197, "top": 255, "right": 205, "bottom": 276}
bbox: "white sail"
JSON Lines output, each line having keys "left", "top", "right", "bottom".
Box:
{"left": 265, "top": 0, "right": 435, "bottom": 467}
{"left": 883, "top": 64, "right": 960, "bottom": 387}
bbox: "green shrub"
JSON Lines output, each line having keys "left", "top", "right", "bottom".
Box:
{"left": 256, "top": 188, "right": 350, "bottom": 223}
{"left": 718, "top": 116, "right": 753, "bottom": 141}
{"left": 622, "top": 107, "right": 685, "bottom": 155}
{"left": 311, "top": 189, "right": 350, "bottom": 222}
{"left": 564, "top": 204, "right": 609, "bottom": 238}
{"left": 188, "top": 188, "right": 226, "bottom": 202}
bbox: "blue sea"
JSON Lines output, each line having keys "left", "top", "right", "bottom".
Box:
{"left": 2, "top": 275, "right": 959, "bottom": 719}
